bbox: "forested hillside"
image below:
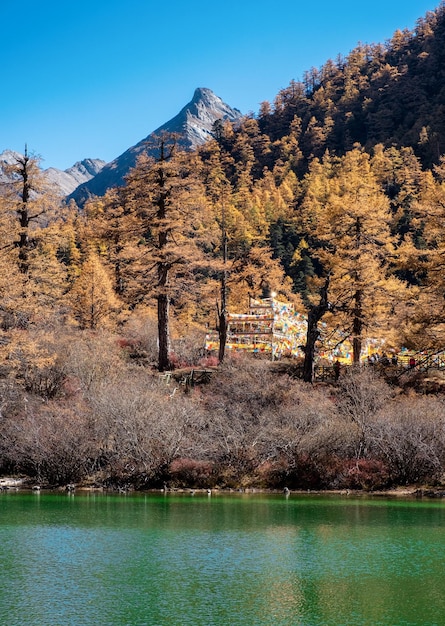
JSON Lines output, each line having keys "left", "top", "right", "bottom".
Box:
{"left": 2, "top": 5, "right": 445, "bottom": 359}
{"left": 2, "top": 4, "right": 445, "bottom": 489}
{"left": 256, "top": 2, "right": 445, "bottom": 171}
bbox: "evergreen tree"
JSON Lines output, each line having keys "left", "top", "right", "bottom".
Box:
{"left": 68, "top": 252, "right": 120, "bottom": 330}
{"left": 298, "top": 148, "right": 405, "bottom": 362}
{"left": 124, "top": 133, "right": 212, "bottom": 371}
{"left": 0, "top": 149, "right": 67, "bottom": 327}
{"left": 2, "top": 148, "right": 57, "bottom": 274}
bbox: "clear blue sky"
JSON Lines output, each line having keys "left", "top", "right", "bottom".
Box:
{"left": 1, "top": 0, "right": 439, "bottom": 170}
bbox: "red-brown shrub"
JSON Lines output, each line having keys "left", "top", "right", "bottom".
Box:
{"left": 169, "top": 458, "right": 216, "bottom": 488}
{"left": 341, "top": 458, "right": 390, "bottom": 490}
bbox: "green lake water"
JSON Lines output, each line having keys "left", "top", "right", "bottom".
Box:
{"left": 1, "top": 492, "right": 445, "bottom": 626}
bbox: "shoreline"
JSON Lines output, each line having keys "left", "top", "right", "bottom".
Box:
{"left": 1, "top": 477, "right": 444, "bottom": 499}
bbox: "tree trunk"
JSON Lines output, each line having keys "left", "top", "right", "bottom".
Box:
{"left": 157, "top": 292, "right": 171, "bottom": 372}
{"left": 302, "top": 275, "right": 330, "bottom": 383}
{"left": 156, "top": 147, "right": 171, "bottom": 372}
{"left": 218, "top": 311, "right": 228, "bottom": 363}
{"left": 352, "top": 217, "right": 363, "bottom": 364}
{"left": 17, "top": 149, "right": 32, "bottom": 274}
{"left": 218, "top": 228, "right": 228, "bottom": 363}
{"left": 302, "top": 311, "right": 320, "bottom": 383}
{"left": 352, "top": 289, "right": 363, "bottom": 364}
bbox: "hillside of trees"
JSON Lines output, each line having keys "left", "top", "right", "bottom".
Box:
{"left": 256, "top": 2, "right": 445, "bottom": 172}
{"left": 2, "top": 3, "right": 445, "bottom": 490}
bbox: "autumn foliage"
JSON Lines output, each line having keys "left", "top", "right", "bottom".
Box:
{"left": 3, "top": 4, "right": 445, "bottom": 489}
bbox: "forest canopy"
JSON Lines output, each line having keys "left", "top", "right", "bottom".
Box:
{"left": 2, "top": 5, "right": 445, "bottom": 366}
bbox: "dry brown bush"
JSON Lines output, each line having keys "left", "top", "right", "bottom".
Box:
{"left": 86, "top": 367, "right": 207, "bottom": 487}
{"left": 201, "top": 356, "right": 340, "bottom": 486}
{"left": 1, "top": 400, "right": 96, "bottom": 484}
{"left": 335, "top": 366, "right": 394, "bottom": 459}
{"left": 371, "top": 395, "right": 445, "bottom": 485}
{"left": 63, "top": 331, "right": 125, "bottom": 392}
{"left": 3, "top": 337, "right": 445, "bottom": 491}
{"left": 118, "top": 310, "right": 159, "bottom": 366}
{"left": 169, "top": 458, "right": 217, "bottom": 488}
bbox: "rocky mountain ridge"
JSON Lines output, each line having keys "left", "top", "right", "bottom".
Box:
{"left": 45, "top": 158, "right": 106, "bottom": 196}
{"left": 0, "top": 88, "right": 241, "bottom": 204}
{"left": 0, "top": 150, "right": 106, "bottom": 196}
{"left": 68, "top": 88, "right": 242, "bottom": 206}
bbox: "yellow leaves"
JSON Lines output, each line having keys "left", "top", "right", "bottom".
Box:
{"left": 0, "top": 329, "right": 60, "bottom": 395}
{"left": 230, "top": 245, "right": 296, "bottom": 308}
{"left": 290, "top": 239, "right": 309, "bottom": 265}
{"left": 299, "top": 147, "right": 407, "bottom": 356}
{"left": 67, "top": 253, "right": 121, "bottom": 330}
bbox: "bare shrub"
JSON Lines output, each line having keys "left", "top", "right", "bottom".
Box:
{"left": 371, "top": 395, "right": 445, "bottom": 485}
{"left": 87, "top": 367, "right": 206, "bottom": 487}
{"left": 119, "top": 310, "right": 159, "bottom": 366}
{"left": 335, "top": 367, "right": 393, "bottom": 459}
{"left": 325, "top": 457, "right": 390, "bottom": 491}
{"left": 64, "top": 331, "right": 126, "bottom": 392}
{"left": 170, "top": 326, "right": 206, "bottom": 368}
{"left": 1, "top": 401, "right": 96, "bottom": 484}
{"left": 201, "top": 357, "right": 289, "bottom": 484}
{"left": 0, "top": 380, "right": 27, "bottom": 421}
{"left": 169, "top": 458, "right": 216, "bottom": 488}
{"left": 201, "top": 356, "right": 340, "bottom": 487}
{"left": 22, "top": 361, "right": 67, "bottom": 399}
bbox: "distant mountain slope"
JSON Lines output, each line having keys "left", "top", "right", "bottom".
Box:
{"left": 0, "top": 149, "right": 22, "bottom": 181}
{"left": 45, "top": 159, "right": 106, "bottom": 196}
{"left": 69, "top": 87, "right": 242, "bottom": 206}
{"left": 0, "top": 150, "right": 105, "bottom": 196}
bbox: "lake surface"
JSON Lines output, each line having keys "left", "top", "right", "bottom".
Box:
{"left": 1, "top": 491, "right": 445, "bottom": 625}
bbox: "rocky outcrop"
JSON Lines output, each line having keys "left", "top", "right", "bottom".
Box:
{"left": 45, "top": 158, "right": 106, "bottom": 196}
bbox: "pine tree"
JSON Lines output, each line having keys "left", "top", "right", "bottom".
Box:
{"left": 68, "top": 252, "right": 120, "bottom": 330}
{"left": 84, "top": 187, "right": 141, "bottom": 302}
{"left": 124, "top": 133, "right": 212, "bottom": 371}
{"left": 403, "top": 159, "right": 445, "bottom": 347}
{"left": 298, "top": 148, "right": 405, "bottom": 363}
{"left": 2, "top": 148, "right": 57, "bottom": 274}
{"left": 0, "top": 149, "right": 67, "bottom": 327}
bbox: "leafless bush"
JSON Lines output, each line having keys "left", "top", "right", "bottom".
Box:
{"left": 87, "top": 367, "right": 206, "bottom": 487}
{"left": 371, "top": 395, "right": 445, "bottom": 485}
{"left": 64, "top": 331, "right": 125, "bottom": 392}
{"left": 119, "top": 310, "right": 159, "bottom": 366}
{"left": 3, "top": 339, "right": 445, "bottom": 491}
{"left": 22, "top": 361, "right": 67, "bottom": 399}
{"left": 0, "top": 380, "right": 27, "bottom": 421}
{"left": 1, "top": 401, "right": 96, "bottom": 484}
{"left": 170, "top": 326, "right": 206, "bottom": 367}
{"left": 201, "top": 356, "right": 341, "bottom": 486}
{"left": 201, "top": 357, "right": 286, "bottom": 484}
{"left": 169, "top": 458, "right": 217, "bottom": 488}
{"left": 335, "top": 367, "right": 394, "bottom": 459}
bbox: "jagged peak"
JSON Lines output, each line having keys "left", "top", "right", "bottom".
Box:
{"left": 191, "top": 87, "right": 223, "bottom": 105}
{"left": 68, "top": 88, "right": 242, "bottom": 205}
{"left": 65, "top": 158, "right": 106, "bottom": 177}
{"left": 189, "top": 87, "right": 241, "bottom": 115}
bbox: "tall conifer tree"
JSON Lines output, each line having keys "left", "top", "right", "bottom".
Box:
{"left": 124, "top": 133, "right": 212, "bottom": 371}
{"left": 299, "top": 148, "right": 405, "bottom": 363}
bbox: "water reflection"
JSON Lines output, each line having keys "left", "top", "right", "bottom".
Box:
{"left": 1, "top": 493, "right": 445, "bottom": 625}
